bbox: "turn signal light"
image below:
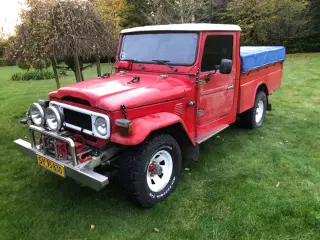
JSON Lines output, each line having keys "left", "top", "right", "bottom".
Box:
{"left": 115, "top": 119, "right": 133, "bottom": 136}
{"left": 116, "top": 61, "right": 133, "bottom": 70}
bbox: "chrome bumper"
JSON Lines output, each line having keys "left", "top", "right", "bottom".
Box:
{"left": 14, "top": 126, "right": 109, "bottom": 191}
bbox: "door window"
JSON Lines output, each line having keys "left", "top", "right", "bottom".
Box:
{"left": 201, "top": 35, "right": 233, "bottom": 72}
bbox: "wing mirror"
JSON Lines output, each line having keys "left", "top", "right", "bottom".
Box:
{"left": 219, "top": 59, "right": 232, "bottom": 74}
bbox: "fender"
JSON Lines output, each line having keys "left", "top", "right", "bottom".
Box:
{"left": 110, "top": 112, "right": 194, "bottom": 146}
{"left": 238, "top": 79, "right": 269, "bottom": 113}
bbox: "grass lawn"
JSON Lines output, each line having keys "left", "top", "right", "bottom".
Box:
{"left": 0, "top": 55, "right": 320, "bottom": 240}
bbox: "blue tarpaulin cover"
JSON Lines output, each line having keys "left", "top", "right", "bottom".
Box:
{"left": 240, "top": 46, "right": 286, "bottom": 73}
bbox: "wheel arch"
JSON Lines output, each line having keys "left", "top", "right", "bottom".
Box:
{"left": 256, "top": 83, "right": 269, "bottom": 96}
{"left": 157, "top": 123, "right": 199, "bottom": 161}
{"left": 110, "top": 112, "right": 196, "bottom": 148}
{"left": 238, "top": 81, "right": 270, "bottom": 114}
{"left": 256, "top": 83, "right": 269, "bottom": 107}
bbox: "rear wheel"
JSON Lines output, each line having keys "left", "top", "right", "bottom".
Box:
{"left": 119, "top": 133, "right": 181, "bottom": 207}
{"left": 241, "top": 91, "right": 267, "bottom": 128}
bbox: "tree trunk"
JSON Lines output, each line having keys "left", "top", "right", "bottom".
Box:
{"left": 96, "top": 60, "right": 101, "bottom": 77}
{"left": 180, "top": 0, "right": 184, "bottom": 23}
{"left": 191, "top": 0, "right": 195, "bottom": 23}
{"left": 73, "top": 55, "right": 81, "bottom": 82}
{"left": 81, "top": 71, "right": 84, "bottom": 81}
{"left": 51, "top": 58, "right": 60, "bottom": 89}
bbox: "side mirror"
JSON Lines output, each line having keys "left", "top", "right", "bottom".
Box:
{"left": 219, "top": 59, "right": 232, "bottom": 74}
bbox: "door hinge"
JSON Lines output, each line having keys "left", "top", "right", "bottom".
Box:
{"left": 197, "top": 109, "right": 204, "bottom": 116}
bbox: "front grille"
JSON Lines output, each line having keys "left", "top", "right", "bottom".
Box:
{"left": 64, "top": 108, "right": 92, "bottom": 131}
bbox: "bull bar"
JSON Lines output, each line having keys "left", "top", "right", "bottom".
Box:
{"left": 14, "top": 125, "right": 109, "bottom": 191}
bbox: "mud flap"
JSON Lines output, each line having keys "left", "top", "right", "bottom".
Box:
{"left": 267, "top": 103, "right": 272, "bottom": 111}
{"left": 183, "top": 144, "right": 199, "bottom": 161}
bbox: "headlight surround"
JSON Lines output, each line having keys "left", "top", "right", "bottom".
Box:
{"left": 94, "top": 117, "right": 107, "bottom": 136}
{"left": 30, "top": 103, "right": 45, "bottom": 126}
{"left": 45, "top": 106, "right": 64, "bottom": 132}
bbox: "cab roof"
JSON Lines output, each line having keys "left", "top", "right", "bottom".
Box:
{"left": 121, "top": 23, "right": 242, "bottom": 34}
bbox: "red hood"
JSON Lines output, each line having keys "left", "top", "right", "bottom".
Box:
{"left": 49, "top": 73, "right": 187, "bottom": 111}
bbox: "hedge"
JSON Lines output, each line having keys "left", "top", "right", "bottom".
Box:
{"left": 0, "top": 58, "right": 15, "bottom": 67}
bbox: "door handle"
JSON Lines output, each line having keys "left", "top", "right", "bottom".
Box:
{"left": 227, "top": 85, "right": 234, "bottom": 90}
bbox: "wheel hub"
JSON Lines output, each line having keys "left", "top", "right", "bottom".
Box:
{"left": 146, "top": 150, "right": 173, "bottom": 192}
{"left": 255, "top": 100, "right": 264, "bottom": 123}
{"left": 148, "top": 162, "right": 163, "bottom": 176}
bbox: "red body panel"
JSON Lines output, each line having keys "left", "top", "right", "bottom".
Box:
{"left": 237, "top": 62, "right": 283, "bottom": 113}
{"left": 196, "top": 32, "right": 241, "bottom": 140}
{"left": 48, "top": 31, "right": 283, "bottom": 148}
{"left": 111, "top": 112, "right": 191, "bottom": 145}
{"left": 49, "top": 73, "right": 188, "bottom": 111}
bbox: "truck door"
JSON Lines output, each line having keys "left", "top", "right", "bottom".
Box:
{"left": 197, "top": 33, "right": 236, "bottom": 125}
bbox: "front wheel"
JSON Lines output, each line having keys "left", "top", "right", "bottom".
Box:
{"left": 241, "top": 91, "right": 267, "bottom": 128}
{"left": 119, "top": 133, "right": 182, "bottom": 207}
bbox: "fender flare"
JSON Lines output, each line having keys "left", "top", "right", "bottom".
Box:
{"left": 110, "top": 112, "right": 193, "bottom": 146}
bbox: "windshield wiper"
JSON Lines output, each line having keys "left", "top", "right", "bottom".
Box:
{"left": 152, "top": 60, "right": 177, "bottom": 72}
{"left": 125, "top": 59, "right": 145, "bottom": 70}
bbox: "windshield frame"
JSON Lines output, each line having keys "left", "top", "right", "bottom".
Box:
{"left": 118, "top": 31, "right": 200, "bottom": 67}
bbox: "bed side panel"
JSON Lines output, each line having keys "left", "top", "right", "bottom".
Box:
{"left": 238, "top": 62, "right": 283, "bottom": 114}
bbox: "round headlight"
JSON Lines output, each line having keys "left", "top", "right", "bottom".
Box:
{"left": 95, "top": 117, "right": 107, "bottom": 136}
{"left": 30, "top": 103, "right": 45, "bottom": 126}
{"left": 45, "top": 106, "right": 63, "bottom": 132}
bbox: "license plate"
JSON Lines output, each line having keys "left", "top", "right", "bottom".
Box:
{"left": 37, "top": 155, "right": 65, "bottom": 177}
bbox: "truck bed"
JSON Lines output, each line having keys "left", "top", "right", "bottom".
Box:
{"left": 237, "top": 47, "right": 285, "bottom": 114}
{"left": 240, "top": 46, "right": 286, "bottom": 73}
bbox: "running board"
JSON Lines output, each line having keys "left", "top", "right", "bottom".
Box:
{"left": 196, "top": 124, "right": 229, "bottom": 144}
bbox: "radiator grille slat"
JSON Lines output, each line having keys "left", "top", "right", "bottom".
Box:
{"left": 63, "top": 108, "right": 92, "bottom": 131}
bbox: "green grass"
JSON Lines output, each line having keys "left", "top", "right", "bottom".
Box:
{"left": 0, "top": 55, "right": 320, "bottom": 240}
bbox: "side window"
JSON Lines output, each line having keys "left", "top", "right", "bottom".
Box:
{"left": 201, "top": 35, "right": 233, "bottom": 72}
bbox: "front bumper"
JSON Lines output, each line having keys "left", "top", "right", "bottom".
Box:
{"left": 14, "top": 125, "right": 109, "bottom": 191}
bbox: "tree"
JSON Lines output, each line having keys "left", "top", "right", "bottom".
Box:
{"left": 0, "top": 26, "right": 5, "bottom": 40}
{"left": 119, "top": 0, "right": 151, "bottom": 28}
{"left": 93, "top": 0, "right": 125, "bottom": 36}
{"left": 6, "top": 0, "right": 117, "bottom": 87}
{"left": 223, "top": 0, "right": 310, "bottom": 45}
{"left": 119, "top": 0, "right": 214, "bottom": 28}
{"left": 310, "top": 0, "right": 320, "bottom": 35}
{"left": 0, "top": 39, "right": 8, "bottom": 58}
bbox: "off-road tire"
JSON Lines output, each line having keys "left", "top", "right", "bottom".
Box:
{"left": 119, "top": 133, "right": 182, "bottom": 208}
{"left": 241, "top": 91, "right": 267, "bottom": 128}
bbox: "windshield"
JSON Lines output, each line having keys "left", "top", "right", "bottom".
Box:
{"left": 119, "top": 33, "right": 199, "bottom": 65}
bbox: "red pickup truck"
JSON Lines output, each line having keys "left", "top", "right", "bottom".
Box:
{"left": 15, "top": 24, "right": 285, "bottom": 207}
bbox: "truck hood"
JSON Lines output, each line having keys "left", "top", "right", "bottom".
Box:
{"left": 49, "top": 74, "right": 187, "bottom": 111}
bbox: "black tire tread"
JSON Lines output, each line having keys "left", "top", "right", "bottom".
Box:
{"left": 241, "top": 91, "right": 267, "bottom": 129}
{"left": 119, "top": 133, "right": 181, "bottom": 207}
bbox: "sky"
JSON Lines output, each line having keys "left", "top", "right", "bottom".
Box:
{"left": 0, "top": 0, "right": 25, "bottom": 37}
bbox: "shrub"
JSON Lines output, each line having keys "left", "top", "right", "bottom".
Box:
{"left": 59, "top": 70, "right": 68, "bottom": 76}
{"left": 11, "top": 70, "right": 54, "bottom": 81}
{"left": 17, "top": 61, "right": 31, "bottom": 71}
{"left": 0, "top": 58, "right": 15, "bottom": 67}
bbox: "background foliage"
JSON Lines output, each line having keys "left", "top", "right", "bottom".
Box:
{"left": 5, "top": 0, "right": 117, "bottom": 69}
{"left": 114, "top": 0, "right": 320, "bottom": 53}
{"left": 2, "top": 0, "right": 320, "bottom": 70}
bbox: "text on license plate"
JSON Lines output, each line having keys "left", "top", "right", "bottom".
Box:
{"left": 37, "top": 155, "right": 65, "bottom": 177}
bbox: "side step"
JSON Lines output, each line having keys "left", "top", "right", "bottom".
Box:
{"left": 196, "top": 124, "right": 229, "bottom": 144}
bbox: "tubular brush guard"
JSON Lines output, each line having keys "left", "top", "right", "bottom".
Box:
{"left": 14, "top": 125, "right": 109, "bottom": 191}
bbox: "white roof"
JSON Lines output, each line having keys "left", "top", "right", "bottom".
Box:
{"left": 121, "top": 23, "right": 241, "bottom": 34}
